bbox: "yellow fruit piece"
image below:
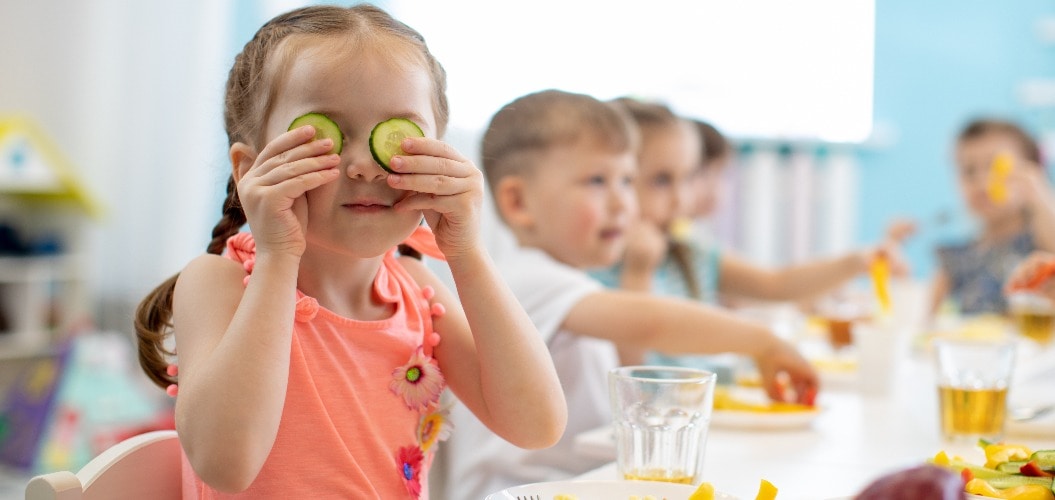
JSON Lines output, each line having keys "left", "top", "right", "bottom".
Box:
{"left": 689, "top": 482, "right": 715, "bottom": 500}
{"left": 932, "top": 450, "right": 951, "bottom": 466}
{"left": 988, "top": 152, "right": 1014, "bottom": 204}
{"left": 983, "top": 443, "right": 1032, "bottom": 469}
{"left": 670, "top": 217, "right": 693, "bottom": 241}
{"left": 755, "top": 479, "right": 778, "bottom": 500}
{"left": 713, "top": 387, "right": 815, "bottom": 413}
{"left": 870, "top": 256, "right": 891, "bottom": 315}
{"left": 965, "top": 478, "right": 1054, "bottom": 500}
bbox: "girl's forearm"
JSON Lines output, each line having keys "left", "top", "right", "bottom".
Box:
{"left": 444, "top": 249, "right": 567, "bottom": 448}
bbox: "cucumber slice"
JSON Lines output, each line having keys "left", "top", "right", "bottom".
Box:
{"left": 288, "top": 113, "right": 343, "bottom": 155}
{"left": 370, "top": 118, "right": 424, "bottom": 173}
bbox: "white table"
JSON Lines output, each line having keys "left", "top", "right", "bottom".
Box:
{"left": 572, "top": 338, "right": 1055, "bottom": 500}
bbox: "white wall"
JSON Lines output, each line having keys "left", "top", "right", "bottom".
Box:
{"left": 0, "top": 1, "right": 233, "bottom": 331}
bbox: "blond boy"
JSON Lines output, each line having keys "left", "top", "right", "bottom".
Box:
{"left": 443, "top": 90, "right": 818, "bottom": 499}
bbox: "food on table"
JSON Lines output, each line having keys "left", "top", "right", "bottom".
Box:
{"left": 929, "top": 441, "right": 1055, "bottom": 499}
{"left": 688, "top": 482, "right": 715, "bottom": 500}
{"left": 369, "top": 117, "right": 424, "bottom": 173}
{"left": 288, "top": 112, "right": 343, "bottom": 155}
{"left": 854, "top": 464, "right": 965, "bottom": 499}
{"left": 755, "top": 479, "right": 778, "bottom": 500}
{"left": 713, "top": 387, "right": 816, "bottom": 413}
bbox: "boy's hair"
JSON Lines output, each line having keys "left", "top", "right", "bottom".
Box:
{"left": 957, "top": 118, "right": 1043, "bottom": 166}
{"left": 480, "top": 89, "right": 638, "bottom": 195}
{"left": 134, "top": 4, "right": 446, "bottom": 390}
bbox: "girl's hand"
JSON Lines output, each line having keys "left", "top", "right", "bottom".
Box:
{"left": 1005, "top": 251, "right": 1055, "bottom": 300}
{"left": 1007, "top": 159, "right": 1053, "bottom": 209}
{"left": 622, "top": 220, "right": 668, "bottom": 275}
{"left": 235, "top": 125, "right": 341, "bottom": 258}
{"left": 753, "top": 337, "right": 820, "bottom": 405}
{"left": 386, "top": 137, "right": 483, "bottom": 259}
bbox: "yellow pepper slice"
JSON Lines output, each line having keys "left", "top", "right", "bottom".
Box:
{"left": 988, "top": 152, "right": 1014, "bottom": 204}
{"left": 755, "top": 479, "right": 778, "bottom": 500}
{"left": 985, "top": 443, "right": 1034, "bottom": 469}
{"left": 965, "top": 478, "right": 1054, "bottom": 500}
{"left": 870, "top": 255, "right": 891, "bottom": 315}
{"left": 689, "top": 482, "right": 715, "bottom": 500}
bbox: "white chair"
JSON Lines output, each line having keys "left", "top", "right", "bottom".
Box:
{"left": 25, "top": 430, "right": 181, "bottom": 500}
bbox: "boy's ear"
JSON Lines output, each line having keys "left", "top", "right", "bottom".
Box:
{"left": 494, "top": 176, "right": 535, "bottom": 229}
{"left": 229, "top": 142, "right": 257, "bottom": 182}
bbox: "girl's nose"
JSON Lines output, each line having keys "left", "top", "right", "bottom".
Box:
{"left": 343, "top": 141, "right": 388, "bottom": 181}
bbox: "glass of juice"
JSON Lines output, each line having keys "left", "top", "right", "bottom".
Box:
{"left": 932, "top": 336, "right": 1016, "bottom": 442}
{"left": 608, "top": 366, "right": 716, "bottom": 485}
{"left": 1008, "top": 292, "right": 1055, "bottom": 345}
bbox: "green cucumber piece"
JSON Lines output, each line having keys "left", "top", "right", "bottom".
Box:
{"left": 288, "top": 113, "right": 343, "bottom": 155}
{"left": 369, "top": 118, "right": 424, "bottom": 173}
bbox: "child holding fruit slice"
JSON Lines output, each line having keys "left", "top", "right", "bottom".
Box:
{"left": 131, "top": 5, "right": 567, "bottom": 497}
{"left": 929, "top": 118, "right": 1055, "bottom": 317}
{"left": 590, "top": 97, "right": 908, "bottom": 371}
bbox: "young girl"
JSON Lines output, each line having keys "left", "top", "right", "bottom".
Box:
{"left": 592, "top": 98, "right": 903, "bottom": 367}
{"left": 133, "top": 5, "right": 565, "bottom": 498}
{"left": 932, "top": 118, "right": 1055, "bottom": 316}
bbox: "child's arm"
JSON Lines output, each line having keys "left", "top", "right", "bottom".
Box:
{"left": 389, "top": 136, "right": 566, "bottom": 449}
{"left": 403, "top": 256, "right": 566, "bottom": 449}
{"left": 717, "top": 251, "right": 871, "bottom": 302}
{"left": 1014, "top": 165, "right": 1055, "bottom": 252}
{"left": 563, "top": 290, "right": 819, "bottom": 403}
{"left": 171, "top": 127, "right": 340, "bottom": 492}
{"left": 929, "top": 270, "right": 951, "bottom": 317}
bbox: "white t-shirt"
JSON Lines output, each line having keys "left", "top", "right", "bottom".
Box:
{"left": 442, "top": 246, "right": 620, "bottom": 500}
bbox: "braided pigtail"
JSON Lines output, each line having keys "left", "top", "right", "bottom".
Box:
{"left": 134, "top": 177, "right": 245, "bottom": 389}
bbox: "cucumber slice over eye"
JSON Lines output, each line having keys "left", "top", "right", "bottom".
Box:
{"left": 288, "top": 113, "right": 343, "bottom": 155}
{"left": 370, "top": 118, "right": 424, "bottom": 173}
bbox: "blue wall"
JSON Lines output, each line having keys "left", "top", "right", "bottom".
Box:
{"left": 859, "top": 1, "right": 1055, "bottom": 278}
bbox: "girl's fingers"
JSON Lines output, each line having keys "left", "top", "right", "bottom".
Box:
{"left": 255, "top": 153, "right": 341, "bottom": 187}
{"left": 398, "top": 136, "right": 468, "bottom": 164}
{"left": 251, "top": 126, "right": 336, "bottom": 178}
{"left": 386, "top": 171, "right": 479, "bottom": 197}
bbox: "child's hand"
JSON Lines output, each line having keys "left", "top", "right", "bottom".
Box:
{"left": 622, "top": 221, "right": 668, "bottom": 275}
{"left": 1007, "top": 159, "right": 1054, "bottom": 209}
{"left": 386, "top": 136, "right": 483, "bottom": 259}
{"left": 1005, "top": 251, "right": 1055, "bottom": 300}
{"left": 754, "top": 338, "right": 820, "bottom": 405}
{"left": 235, "top": 125, "right": 342, "bottom": 258}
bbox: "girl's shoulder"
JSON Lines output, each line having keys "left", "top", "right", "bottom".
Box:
{"left": 177, "top": 253, "right": 246, "bottom": 291}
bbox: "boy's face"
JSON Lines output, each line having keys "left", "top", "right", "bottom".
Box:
{"left": 635, "top": 121, "right": 701, "bottom": 231}
{"left": 955, "top": 132, "right": 1028, "bottom": 221}
{"left": 512, "top": 140, "right": 638, "bottom": 269}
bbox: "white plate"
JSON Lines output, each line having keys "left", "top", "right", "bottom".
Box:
{"left": 710, "top": 408, "right": 822, "bottom": 430}
{"left": 485, "top": 479, "right": 738, "bottom": 499}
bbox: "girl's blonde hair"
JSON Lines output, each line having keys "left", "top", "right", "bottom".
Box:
{"left": 134, "top": 4, "right": 448, "bottom": 390}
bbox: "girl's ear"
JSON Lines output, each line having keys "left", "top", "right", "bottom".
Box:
{"left": 229, "top": 142, "right": 257, "bottom": 182}
{"left": 494, "top": 176, "right": 534, "bottom": 229}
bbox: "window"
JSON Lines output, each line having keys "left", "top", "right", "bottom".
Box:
{"left": 388, "top": 0, "right": 875, "bottom": 143}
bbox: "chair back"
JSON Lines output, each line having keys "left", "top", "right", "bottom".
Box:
{"left": 25, "top": 430, "right": 181, "bottom": 500}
